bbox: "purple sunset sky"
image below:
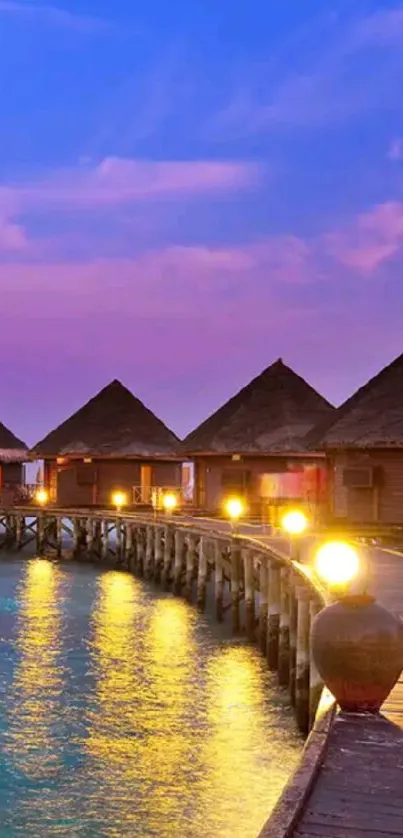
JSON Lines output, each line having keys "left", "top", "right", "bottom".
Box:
{"left": 1, "top": 0, "right": 403, "bottom": 445}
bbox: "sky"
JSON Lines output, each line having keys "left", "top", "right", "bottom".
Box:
{"left": 1, "top": 0, "right": 403, "bottom": 445}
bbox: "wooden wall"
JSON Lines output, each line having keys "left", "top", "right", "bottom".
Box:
{"left": 45, "top": 459, "right": 182, "bottom": 507}
{"left": 329, "top": 450, "right": 403, "bottom": 525}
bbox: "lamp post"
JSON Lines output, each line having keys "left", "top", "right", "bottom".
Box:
{"left": 111, "top": 491, "right": 127, "bottom": 514}
{"left": 162, "top": 492, "right": 178, "bottom": 518}
{"left": 281, "top": 509, "right": 308, "bottom": 561}
{"left": 311, "top": 539, "right": 403, "bottom": 714}
{"left": 224, "top": 497, "right": 244, "bottom": 534}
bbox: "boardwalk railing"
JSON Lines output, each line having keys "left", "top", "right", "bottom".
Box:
{"left": 0, "top": 506, "right": 327, "bottom": 737}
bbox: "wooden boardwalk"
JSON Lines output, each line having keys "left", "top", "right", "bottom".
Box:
{"left": 293, "top": 545, "right": 403, "bottom": 838}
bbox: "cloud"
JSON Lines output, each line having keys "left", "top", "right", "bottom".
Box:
{"left": 0, "top": 0, "right": 110, "bottom": 31}
{"left": 0, "top": 157, "right": 259, "bottom": 217}
{"left": 0, "top": 214, "right": 26, "bottom": 251}
{"left": 387, "top": 138, "right": 403, "bottom": 161}
{"left": 212, "top": 7, "right": 403, "bottom": 136}
{"left": 324, "top": 202, "right": 403, "bottom": 274}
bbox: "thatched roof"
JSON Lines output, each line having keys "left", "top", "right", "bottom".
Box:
{"left": 0, "top": 421, "right": 27, "bottom": 463}
{"left": 315, "top": 352, "right": 403, "bottom": 449}
{"left": 31, "top": 380, "right": 181, "bottom": 459}
{"left": 182, "top": 358, "right": 334, "bottom": 455}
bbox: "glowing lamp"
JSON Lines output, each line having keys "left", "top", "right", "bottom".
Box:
{"left": 314, "top": 540, "right": 360, "bottom": 589}
{"left": 162, "top": 492, "right": 178, "bottom": 512}
{"left": 281, "top": 509, "right": 308, "bottom": 536}
{"left": 112, "top": 491, "right": 127, "bottom": 510}
{"left": 225, "top": 497, "right": 244, "bottom": 521}
{"left": 35, "top": 488, "right": 48, "bottom": 506}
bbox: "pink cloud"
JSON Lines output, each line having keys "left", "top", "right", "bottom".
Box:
{"left": 0, "top": 157, "right": 259, "bottom": 215}
{"left": 324, "top": 201, "right": 403, "bottom": 274}
{"left": 0, "top": 214, "right": 26, "bottom": 250}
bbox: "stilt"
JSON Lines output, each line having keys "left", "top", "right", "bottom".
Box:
{"left": 15, "top": 516, "right": 23, "bottom": 550}
{"left": 295, "top": 586, "right": 310, "bottom": 734}
{"left": 230, "top": 540, "right": 241, "bottom": 634}
{"left": 37, "top": 513, "right": 45, "bottom": 555}
{"left": 56, "top": 516, "right": 63, "bottom": 557}
{"left": 145, "top": 525, "right": 154, "bottom": 578}
{"left": 267, "top": 562, "right": 280, "bottom": 670}
{"left": 136, "top": 527, "right": 145, "bottom": 576}
{"left": 309, "top": 598, "right": 323, "bottom": 728}
{"left": 184, "top": 533, "right": 196, "bottom": 601}
{"left": 125, "top": 523, "right": 133, "bottom": 569}
{"left": 154, "top": 526, "right": 163, "bottom": 583}
{"left": 87, "top": 517, "right": 94, "bottom": 558}
{"left": 278, "top": 567, "right": 291, "bottom": 686}
{"left": 214, "top": 540, "right": 224, "bottom": 621}
{"left": 259, "top": 558, "right": 269, "bottom": 654}
{"left": 243, "top": 548, "right": 255, "bottom": 640}
{"left": 101, "top": 519, "right": 109, "bottom": 562}
{"left": 289, "top": 577, "right": 298, "bottom": 705}
{"left": 162, "top": 524, "right": 173, "bottom": 589}
{"left": 72, "top": 517, "right": 81, "bottom": 558}
{"left": 173, "top": 528, "right": 184, "bottom": 594}
{"left": 197, "top": 536, "right": 208, "bottom": 611}
{"left": 115, "top": 517, "right": 122, "bottom": 564}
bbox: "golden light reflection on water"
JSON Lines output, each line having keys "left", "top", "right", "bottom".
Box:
{"left": 5, "top": 559, "right": 64, "bottom": 779}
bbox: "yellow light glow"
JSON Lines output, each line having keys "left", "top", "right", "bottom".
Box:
{"left": 162, "top": 492, "right": 177, "bottom": 511}
{"left": 111, "top": 491, "right": 127, "bottom": 509}
{"left": 314, "top": 540, "right": 360, "bottom": 588}
{"left": 35, "top": 488, "right": 48, "bottom": 505}
{"left": 225, "top": 497, "right": 244, "bottom": 520}
{"left": 281, "top": 509, "right": 308, "bottom": 536}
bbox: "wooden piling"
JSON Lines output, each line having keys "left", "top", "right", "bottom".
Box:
{"left": 214, "top": 539, "right": 224, "bottom": 621}
{"left": 184, "top": 533, "right": 196, "bottom": 601}
{"left": 162, "top": 524, "right": 173, "bottom": 589}
{"left": 289, "top": 576, "right": 298, "bottom": 705}
{"left": 173, "top": 528, "right": 184, "bottom": 594}
{"left": 243, "top": 548, "right": 255, "bottom": 640}
{"left": 154, "top": 526, "right": 163, "bottom": 583}
{"left": 197, "top": 536, "right": 208, "bottom": 611}
{"left": 295, "top": 586, "right": 310, "bottom": 734}
{"left": 125, "top": 523, "right": 133, "bottom": 569}
{"left": 37, "top": 513, "right": 45, "bottom": 555}
{"left": 145, "top": 525, "right": 154, "bottom": 579}
{"left": 136, "top": 526, "right": 145, "bottom": 576}
{"left": 309, "top": 598, "right": 323, "bottom": 728}
{"left": 230, "top": 540, "right": 241, "bottom": 634}
{"left": 56, "top": 517, "right": 63, "bottom": 557}
{"left": 101, "top": 519, "right": 109, "bottom": 562}
{"left": 86, "top": 517, "right": 94, "bottom": 558}
{"left": 258, "top": 558, "right": 269, "bottom": 655}
{"left": 15, "top": 516, "right": 23, "bottom": 550}
{"left": 278, "top": 567, "right": 291, "bottom": 686}
{"left": 267, "top": 561, "right": 281, "bottom": 670}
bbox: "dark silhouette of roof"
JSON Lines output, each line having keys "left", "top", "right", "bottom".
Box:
{"left": 31, "top": 379, "right": 181, "bottom": 458}
{"left": 0, "top": 421, "right": 27, "bottom": 462}
{"left": 314, "top": 352, "right": 403, "bottom": 449}
{"left": 182, "top": 358, "right": 334, "bottom": 454}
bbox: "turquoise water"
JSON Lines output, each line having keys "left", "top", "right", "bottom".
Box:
{"left": 0, "top": 557, "right": 301, "bottom": 837}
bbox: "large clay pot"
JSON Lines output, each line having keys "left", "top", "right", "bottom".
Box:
{"left": 311, "top": 595, "right": 403, "bottom": 713}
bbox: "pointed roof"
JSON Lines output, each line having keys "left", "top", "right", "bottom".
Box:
{"left": 316, "top": 352, "right": 403, "bottom": 449}
{"left": 0, "top": 421, "right": 27, "bottom": 463}
{"left": 31, "top": 380, "right": 181, "bottom": 459}
{"left": 182, "top": 358, "right": 334, "bottom": 454}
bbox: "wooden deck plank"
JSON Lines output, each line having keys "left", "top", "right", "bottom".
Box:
{"left": 293, "top": 545, "right": 403, "bottom": 837}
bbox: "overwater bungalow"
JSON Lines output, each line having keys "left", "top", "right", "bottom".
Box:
{"left": 182, "top": 358, "right": 334, "bottom": 521}
{"left": 30, "top": 380, "right": 182, "bottom": 507}
{"left": 313, "top": 352, "right": 403, "bottom": 525}
{"left": 0, "top": 421, "right": 27, "bottom": 503}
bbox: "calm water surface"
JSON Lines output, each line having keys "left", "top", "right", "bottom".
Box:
{"left": 0, "top": 558, "right": 301, "bottom": 837}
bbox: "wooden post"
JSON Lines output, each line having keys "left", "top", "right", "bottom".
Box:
{"left": 295, "top": 586, "right": 310, "bottom": 734}
{"left": 136, "top": 526, "right": 145, "bottom": 576}
{"left": 230, "top": 540, "right": 241, "bottom": 634}
{"left": 154, "top": 526, "right": 163, "bottom": 583}
{"left": 145, "top": 525, "right": 154, "bottom": 579}
{"left": 184, "top": 533, "right": 196, "bottom": 601}
{"left": 267, "top": 561, "right": 280, "bottom": 670}
{"left": 243, "top": 548, "right": 255, "bottom": 640}
{"left": 259, "top": 557, "right": 269, "bottom": 655}
{"left": 197, "top": 536, "right": 208, "bottom": 611}
{"left": 15, "top": 516, "right": 23, "bottom": 550}
{"left": 101, "top": 519, "right": 109, "bottom": 562}
{"left": 86, "top": 517, "right": 94, "bottom": 558}
{"left": 125, "top": 523, "right": 133, "bottom": 569}
{"left": 161, "top": 524, "right": 173, "bottom": 589}
{"left": 37, "top": 513, "right": 45, "bottom": 555}
{"left": 72, "top": 517, "right": 81, "bottom": 558}
{"left": 173, "top": 528, "right": 184, "bottom": 594}
{"left": 115, "top": 517, "right": 122, "bottom": 564}
{"left": 56, "top": 516, "right": 63, "bottom": 557}
{"left": 214, "top": 539, "right": 224, "bottom": 621}
{"left": 289, "top": 575, "right": 298, "bottom": 705}
{"left": 309, "top": 598, "right": 323, "bottom": 728}
{"left": 278, "top": 567, "right": 291, "bottom": 686}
